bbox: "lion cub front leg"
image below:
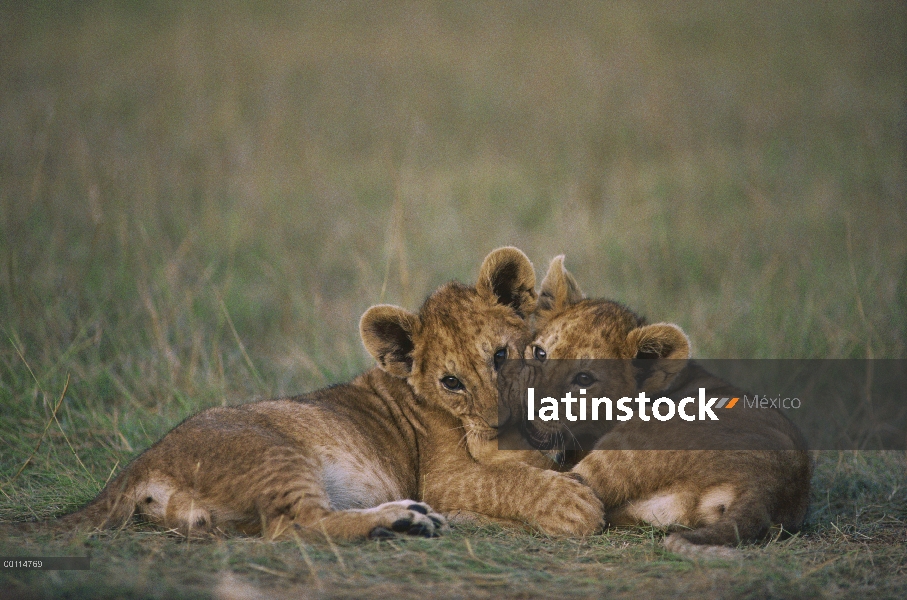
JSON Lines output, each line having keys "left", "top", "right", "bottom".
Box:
{"left": 422, "top": 451, "right": 603, "bottom": 537}
{"left": 466, "top": 437, "right": 559, "bottom": 471}
{"left": 571, "top": 450, "right": 642, "bottom": 511}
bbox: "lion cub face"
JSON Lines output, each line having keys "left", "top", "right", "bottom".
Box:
{"left": 520, "top": 256, "right": 691, "bottom": 449}
{"left": 360, "top": 248, "right": 537, "bottom": 446}
{"left": 530, "top": 256, "right": 690, "bottom": 364}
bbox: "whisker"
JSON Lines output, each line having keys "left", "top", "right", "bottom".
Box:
{"left": 563, "top": 426, "right": 582, "bottom": 451}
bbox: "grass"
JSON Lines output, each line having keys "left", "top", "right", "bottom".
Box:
{"left": 2, "top": 482, "right": 906, "bottom": 599}
{"left": 1, "top": 0, "right": 905, "bottom": 597}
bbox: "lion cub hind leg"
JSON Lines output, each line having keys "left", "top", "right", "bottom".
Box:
{"left": 160, "top": 489, "right": 215, "bottom": 537}
{"left": 359, "top": 500, "right": 448, "bottom": 539}
{"left": 270, "top": 500, "right": 447, "bottom": 541}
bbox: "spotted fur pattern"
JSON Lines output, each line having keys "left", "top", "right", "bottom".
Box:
{"left": 523, "top": 255, "right": 811, "bottom": 558}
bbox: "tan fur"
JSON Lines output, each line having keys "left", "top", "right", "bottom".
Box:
{"left": 520, "top": 256, "right": 811, "bottom": 558}
{"left": 47, "top": 248, "right": 601, "bottom": 540}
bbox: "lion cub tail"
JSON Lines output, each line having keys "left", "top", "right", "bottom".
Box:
{"left": 663, "top": 511, "right": 768, "bottom": 560}
{"left": 2, "top": 479, "right": 137, "bottom": 535}
{"left": 663, "top": 527, "right": 746, "bottom": 560}
{"left": 56, "top": 477, "right": 136, "bottom": 531}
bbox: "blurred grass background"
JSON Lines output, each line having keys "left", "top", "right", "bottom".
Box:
{"left": 0, "top": 1, "right": 905, "bottom": 596}
{"left": 2, "top": 0, "right": 904, "bottom": 489}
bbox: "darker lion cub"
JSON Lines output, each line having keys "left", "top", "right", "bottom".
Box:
{"left": 516, "top": 256, "right": 811, "bottom": 558}
{"left": 45, "top": 248, "right": 601, "bottom": 540}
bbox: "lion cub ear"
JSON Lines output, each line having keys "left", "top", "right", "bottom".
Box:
{"left": 476, "top": 247, "right": 537, "bottom": 317}
{"left": 537, "top": 255, "right": 584, "bottom": 313}
{"left": 360, "top": 305, "right": 419, "bottom": 378}
{"left": 626, "top": 323, "right": 691, "bottom": 392}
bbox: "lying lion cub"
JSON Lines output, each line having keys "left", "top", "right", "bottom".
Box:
{"left": 517, "top": 256, "right": 811, "bottom": 558}
{"left": 46, "top": 248, "right": 601, "bottom": 540}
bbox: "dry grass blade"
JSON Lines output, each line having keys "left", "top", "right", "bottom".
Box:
{"left": 292, "top": 530, "right": 321, "bottom": 586}
{"left": 5, "top": 374, "right": 70, "bottom": 487}
{"left": 216, "top": 292, "right": 266, "bottom": 392}
{"left": 320, "top": 521, "right": 347, "bottom": 571}
{"left": 246, "top": 563, "right": 293, "bottom": 578}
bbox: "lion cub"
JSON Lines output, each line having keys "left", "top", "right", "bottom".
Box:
{"left": 49, "top": 248, "right": 601, "bottom": 540}
{"left": 518, "top": 256, "right": 811, "bottom": 558}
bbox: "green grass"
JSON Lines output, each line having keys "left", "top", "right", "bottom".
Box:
{"left": 2, "top": 479, "right": 906, "bottom": 600}
{"left": 1, "top": 0, "right": 905, "bottom": 597}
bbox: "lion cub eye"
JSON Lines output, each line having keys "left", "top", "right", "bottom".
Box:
{"left": 440, "top": 376, "right": 464, "bottom": 391}
{"left": 573, "top": 372, "right": 595, "bottom": 387}
{"left": 533, "top": 346, "right": 547, "bottom": 361}
{"left": 493, "top": 347, "right": 507, "bottom": 370}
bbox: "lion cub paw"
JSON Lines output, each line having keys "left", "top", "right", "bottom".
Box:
{"left": 366, "top": 500, "right": 448, "bottom": 539}
{"left": 533, "top": 472, "right": 604, "bottom": 537}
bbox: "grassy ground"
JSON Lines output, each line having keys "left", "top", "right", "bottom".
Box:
{"left": 1, "top": 1, "right": 905, "bottom": 597}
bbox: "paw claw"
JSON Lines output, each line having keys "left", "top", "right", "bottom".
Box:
{"left": 368, "top": 527, "right": 396, "bottom": 539}
{"left": 406, "top": 523, "right": 432, "bottom": 537}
